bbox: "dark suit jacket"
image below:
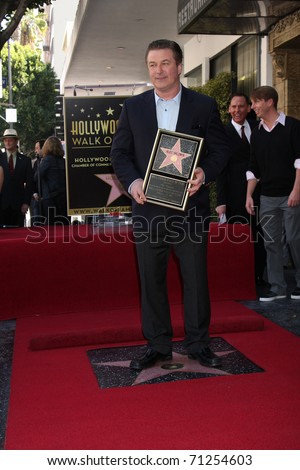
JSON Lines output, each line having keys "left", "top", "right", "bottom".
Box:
{"left": 110, "top": 86, "right": 230, "bottom": 230}
{"left": 216, "top": 119, "right": 259, "bottom": 221}
{"left": 0, "top": 150, "right": 34, "bottom": 211}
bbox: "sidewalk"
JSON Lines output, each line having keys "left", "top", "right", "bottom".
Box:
{"left": 242, "top": 268, "right": 300, "bottom": 337}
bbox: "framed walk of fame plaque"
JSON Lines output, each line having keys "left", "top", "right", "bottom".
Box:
{"left": 143, "top": 129, "right": 204, "bottom": 211}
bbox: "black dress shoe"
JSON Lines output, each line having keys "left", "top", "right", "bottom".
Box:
{"left": 189, "top": 347, "right": 222, "bottom": 368}
{"left": 130, "top": 348, "right": 172, "bottom": 370}
{"left": 255, "top": 276, "right": 268, "bottom": 287}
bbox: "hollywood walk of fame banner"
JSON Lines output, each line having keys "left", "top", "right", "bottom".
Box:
{"left": 143, "top": 129, "right": 204, "bottom": 211}
{"left": 64, "top": 96, "right": 131, "bottom": 216}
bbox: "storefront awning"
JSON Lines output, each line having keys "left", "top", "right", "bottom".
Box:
{"left": 178, "top": 0, "right": 300, "bottom": 35}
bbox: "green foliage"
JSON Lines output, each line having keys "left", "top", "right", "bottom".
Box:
{"left": 1, "top": 0, "right": 52, "bottom": 19}
{"left": 0, "top": 41, "right": 57, "bottom": 154}
{"left": 0, "top": 1, "right": 53, "bottom": 52}
{"left": 190, "top": 72, "right": 233, "bottom": 214}
{"left": 19, "top": 9, "right": 48, "bottom": 51}
{"left": 191, "top": 72, "right": 233, "bottom": 124}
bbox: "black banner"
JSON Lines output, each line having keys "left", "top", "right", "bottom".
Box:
{"left": 64, "top": 96, "right": 131, "bottom": 216}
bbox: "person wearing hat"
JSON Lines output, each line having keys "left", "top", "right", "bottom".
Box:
{"left": 0, "top": 128, "right": 34, "bottom": 227}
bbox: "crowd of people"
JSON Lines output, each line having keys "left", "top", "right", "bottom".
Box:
{"left": 216, "top": 87, "right": 300, "bottom": 302}
{"left": 0, "top": 130, "right": 68, "bottom": 227}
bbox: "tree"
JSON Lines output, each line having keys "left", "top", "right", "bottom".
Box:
{"left": 0, "top": 0, "right": 53, "bottom": 52}
{"left": 0, "top": 41, "right": 57, "bottom": 154}
{"left": 13, "top": 9, "right": 47, "bottom": 51}
{"left": 191, "top": 72, "right": 234, "bottom": 124}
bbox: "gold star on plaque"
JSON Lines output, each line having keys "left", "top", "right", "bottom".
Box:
{"left": 159, "top": 138, "right": 192, "bottom": 174}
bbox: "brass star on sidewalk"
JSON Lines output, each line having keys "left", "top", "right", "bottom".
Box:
{"left": 132, "top": 352, "right": 231, "bottom": 385}
{"left": 88, "top": 338, "right": 265, "bottom": 389}
{"left": 93, "top": 351, "right": 232, "bottom": 387}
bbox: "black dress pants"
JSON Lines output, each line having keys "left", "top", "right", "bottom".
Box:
{"left": 135, "top": 231, "right": 211, "bottom": 354}
{"left": 0, "top": 207, "right": 25, "bottom": 227}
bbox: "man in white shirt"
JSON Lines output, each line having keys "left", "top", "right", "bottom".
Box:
{"left": 246, "top": 86, "right": 300, "bottom": 301}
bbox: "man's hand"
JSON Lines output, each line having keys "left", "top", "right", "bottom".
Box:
{"left": 130, "top": 178, "right": 146, "bottom": 205}
{"left": 21, "top": 204, "right": 29, "bottom": 215}
{"left": 187, "top": 167, "right": 205, "bottom": 197}
{"left": 288, "top": 188, "right": 300, "bottom": 207}
{"left": 216, "top": 205, "right": 226, "bottom": 217}
{"left": 245, "top": 195, "right": 255, "bottom": 216}
{"left": 245, "top": 178, "right": 258, "bottom": 216}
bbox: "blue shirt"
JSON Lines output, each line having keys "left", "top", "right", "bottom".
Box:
{"left": 128, "top": 88, "right": 182, "bottom": 193}
{"left": 154, "top": 88, "right": 181, "bottom": 132}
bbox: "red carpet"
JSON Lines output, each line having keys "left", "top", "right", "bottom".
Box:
{"left": 5, "top": 310, "right": 300, "bottom": 449}
{"left": 28, "top": 302, "right": 263, "bottom": 351}
{"left": 0, "top": 223, "right": 256, "bottom": 321}
{"left": 5, "top": 222, "right": 291, "bottom": 450}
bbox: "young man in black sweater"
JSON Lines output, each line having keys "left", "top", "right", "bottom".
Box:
{"left": 246, "top": 86, "right": 300, "bottom": 301}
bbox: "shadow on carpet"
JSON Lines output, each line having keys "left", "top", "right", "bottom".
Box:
{"left": 87, "top": 337, "right": 264, "bottom": 389}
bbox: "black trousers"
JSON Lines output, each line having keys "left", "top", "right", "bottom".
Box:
{"left": 226, "top": 212, "right": 266, "bottom": 280}
{"left": 135, "top": 231, "right": 211, "bottom": 354}
{"left": 0, "top": 207, "right": 25, "bottom": 227}
{"left": 42, "top": 199, "right": 70, "bottom": 226}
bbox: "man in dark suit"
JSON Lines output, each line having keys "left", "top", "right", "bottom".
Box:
{"left": 216, "top": 93, "right": 266, "bottom": 285}
{"left": 110, "top": 39, "right": 230, "bottom": 370}
{"left": 0, "top": 128, "right": 34, "bottom": 227}
{"left": 30, "top": 139, "right": 45, "bottom": 225}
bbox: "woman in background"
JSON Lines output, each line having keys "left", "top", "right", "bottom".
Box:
{"left": 37, "top": 136, "right": 69, "bottom": 225}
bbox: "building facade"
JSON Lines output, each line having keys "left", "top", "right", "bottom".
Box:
{"left": 45, "top": 1, "right": 300, "bottom": 118}
{"left": 179, "top": 0, "right": 300, "bottom": 118}
{"left": 269, "top": 10, "right": 300, "bottom": 118}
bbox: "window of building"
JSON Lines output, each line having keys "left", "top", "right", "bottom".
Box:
{"left": 210, "top": 36, "right": 259, "bottom": 98}
{"left": 210, "top": 49, "right": 231, "bottom": 76}
{"left": 185, "top": 65, "right": 203, "bottom": 87}
{"left": 236, "top": 37, "right": 259, "bottom": 95}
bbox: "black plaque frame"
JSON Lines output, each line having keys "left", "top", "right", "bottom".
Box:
{"left": 143, "top": 129, "right": 204, "bottom": 211}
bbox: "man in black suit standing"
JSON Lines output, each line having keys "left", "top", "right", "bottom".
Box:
{"left": 110, "top": 39, "right": 230, "bottom": 370}
{"left": 0, "top": 128, "right": 34, "bottom": 227}
{"left": 216, "top": 94, "right": 266, "bottom": 285}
